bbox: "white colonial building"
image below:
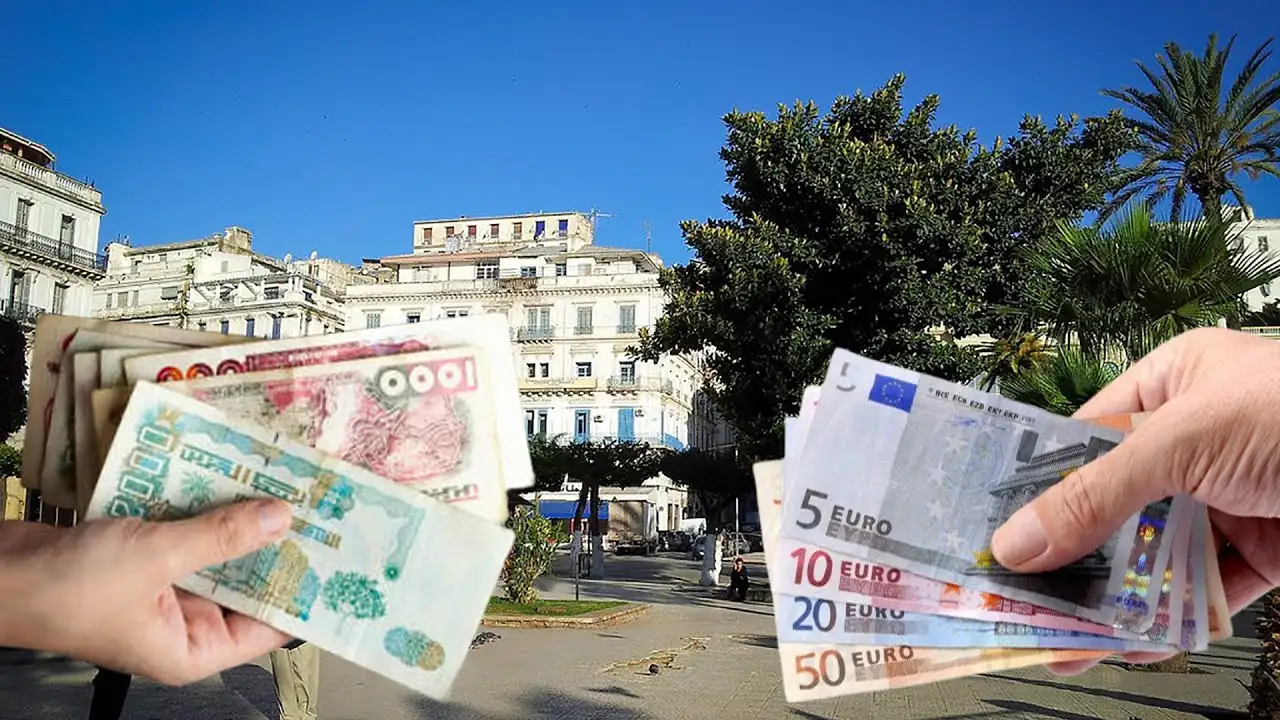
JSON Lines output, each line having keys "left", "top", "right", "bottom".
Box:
{"left": 1235, "top": 212, "right": 1280, "bottom": 312}
{"left": 92, "top": 226, "right": 355, "bottom": 338}
{"left": 347, "top": 211, "right": 704, "bottom": 452}
{"left": 0, "top": 128, "right": 106, "bottom": 331}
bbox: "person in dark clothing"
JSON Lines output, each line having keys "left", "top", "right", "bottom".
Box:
{"left": 728, "top": 556, "right": 749, "bottom": 601}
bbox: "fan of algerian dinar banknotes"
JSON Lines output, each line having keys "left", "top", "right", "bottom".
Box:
{"left": 18, "top": 314, "right": 536, "bottom": 701}
{"left": 756, "top": 349, "right": 1235, "bottom": 703}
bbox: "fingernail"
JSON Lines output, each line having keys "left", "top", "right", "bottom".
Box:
{"left": 256, "top": 500, "right": 292, "bottom": 536}
{"left": 992, "top": 506, "right": 1049, "bottom": 569}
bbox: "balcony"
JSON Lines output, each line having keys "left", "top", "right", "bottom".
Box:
{"left": 516, "top": 325, "right": 556, "bottom": 342}
{"left": 518, "top": 376, "right": 599, "bottom": 393}
{"left": 0, "top": 299, "right": 44, "bottom": 327}
{"left": 1241, "top": 326, "right": 1280, "bottom": 339}
{"left": 98, "top": 301, "right": 177, "bottom": 321}
{"left": 588, "top": 434, "right": 686, "bottom": 451}
{"left": 616, "top": 323, "right": 638, "bottom": 334}
{"left": 573, "top": 325, "right": 593, "bottom": 336}
{"left": 0, "top": 221, "right": 107, "bottom": 277}
{"left": 0, "top": 151, "right": 105, "bottom": 212}
{"left": 606, "top": 376, "right": 675, "bottom": 394}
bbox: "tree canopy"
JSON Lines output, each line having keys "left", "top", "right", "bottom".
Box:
{"left": 0, "top": 315, "right": 27, "bottom": 442}
{"left": 660, "top": 447, "right": 752, "bottom": 532}
{"left": 638, "top": 74, "right": 1133, "bottom": 456}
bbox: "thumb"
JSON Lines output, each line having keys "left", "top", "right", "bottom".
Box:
{"left": 991, "top": 410, "right": 1187, "bottom": 573}
{"left": 151, "top": 499, "right": 293, "bottom": 578}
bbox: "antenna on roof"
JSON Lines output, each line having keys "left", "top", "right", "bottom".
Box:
{"left": 586, "top": 208, "right": 612, "bottom": 241}
{"left": 642, "top": 220, "right": 652, "bottom": 254}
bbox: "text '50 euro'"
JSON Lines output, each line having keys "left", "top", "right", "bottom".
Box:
{"left": 82, "top": 381, "right": 515, "bottom": 701}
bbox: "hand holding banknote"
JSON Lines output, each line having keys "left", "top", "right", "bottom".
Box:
{"left": 992, "top": 328, "right": 1280, "bottom": 673}
{"left": 0, "top": 498, "right": 294, "bottom": 684}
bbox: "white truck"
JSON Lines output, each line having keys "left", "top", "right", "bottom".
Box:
{"left": 606, "top": 499, "right": 658, "bottom": 555}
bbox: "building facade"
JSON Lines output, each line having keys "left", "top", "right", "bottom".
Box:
{"left": 0, "top": 128, "right": 106, "bottom": 331}
{"left": 348, "top": 212, "right": 702, "bottom": 452}
{"left": 92, "top": 227, "right": 353, "bottom": 338}
{"left": 1235, "top": 213, "right": 1280, "bottom": 312}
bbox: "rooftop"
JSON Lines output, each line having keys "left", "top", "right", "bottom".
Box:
{"left": 412, "top": 211, "right": 589, "bottom": 225}
{"left": 0, "top": 127, "right": 55, "bottom": 167}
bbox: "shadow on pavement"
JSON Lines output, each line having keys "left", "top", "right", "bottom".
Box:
{"left": 983, "top": 672, "right": 1249, "bottom": 720}
{"left": 732, "top": 634, "right": 779, "bottom": 649}
{"left": 407, "top": 687, "right": 659, "bottom": 719}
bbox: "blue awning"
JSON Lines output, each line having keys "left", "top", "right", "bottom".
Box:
{"left": 538, "top": 500, "right": 609, "bottom": 520}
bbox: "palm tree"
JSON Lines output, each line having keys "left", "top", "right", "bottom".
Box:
{"left": 975, "top": 332, "right": 1052, "bottom": 391}
{"left": 998, "top": 346, "right": 1120, "bottom": 416}
{"left": 1102, "top": 33, "right": 1280, "bottom": 221}
{"left": 1005, "top": 205, "right": 1280, "bottom": 365}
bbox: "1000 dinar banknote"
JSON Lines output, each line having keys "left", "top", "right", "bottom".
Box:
{"left": 104, "top": 349, "right": 510, "bottom": 524}
{"left": 121, "top": 314, "right": 533, "bottom": 491}
{"left": 84, "top": 382, "right": 515, "bottom": 701}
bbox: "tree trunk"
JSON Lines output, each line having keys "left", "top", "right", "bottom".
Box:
{"left": 699, "top": 531, "right": 723, "bottom": 586}
{"left": 698, "top": 495, "right": 725, "bottom": 586}
{"left": 570, "top": 486, "right": 589, "bottom": 578}
{"left": 589, "top": 484, "right": 605, "bottom": 580}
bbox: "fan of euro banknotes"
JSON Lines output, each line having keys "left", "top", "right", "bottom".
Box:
{"left": 755, "top": 349, "right": 1237, "bottom": 703}
{"left": 18, "top": 314, "right": 536, "bottom": 700}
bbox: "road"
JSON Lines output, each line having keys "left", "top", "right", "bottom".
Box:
{"left": 0, "top": 552, "right": 1261, "bottom": 719}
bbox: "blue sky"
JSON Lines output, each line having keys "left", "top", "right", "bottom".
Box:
{"left": 5, "top": 0, "right": 1279, "bottom": 265}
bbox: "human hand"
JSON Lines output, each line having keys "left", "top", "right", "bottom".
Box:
{"left": 0, "top": 498, "right": 295, "bottom": 685}
{"left": 990, "top": 327, "right": 1280, "bottom": 674}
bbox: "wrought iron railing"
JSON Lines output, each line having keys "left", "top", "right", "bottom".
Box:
{"left": 0, "top": 220, "right": 106, "bottom": 275}
{"left": 0, "top": 299, "right": 44, "bottom": 326}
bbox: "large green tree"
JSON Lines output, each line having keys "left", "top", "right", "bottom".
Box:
{"left": 1102, "top": 33, "right": 1280, "bottom": 220}
{"left": 638, "top": 74, "right": 1133, "bottom": 456}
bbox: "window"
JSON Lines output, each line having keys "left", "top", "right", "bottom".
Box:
{"left": 1261, "top": 236, "right": 1271, "bottom": 253}
{"left": 52, "top": 283, "right": 67, "bottom": 315}
{"left": 60, "top": 215, "right": 76, "bottom": 245}
{"left": 526, "top": 362, "right": 537, "bottom": 378}
{"left": 271, "top": 314, "right": 282, "bottom": 339}
{"left": 574, "top": 409, "right": 590, "bottom": 442}
{"left": 575, "top": 306, "right": 593, "bottom": 334}
{"left": 575, "top": 361, "right": 592, "bottom": 377}
{"left": 104, "top": 294, "right": 112, "bottom": 308}
{"left": 366, "top": 312, "right": 382, "bottom": 329}
{"left": 557, "top": 218, "right": 569, "bottom": 237}
{"left": 523, "top": 409, "right": 550, "bottom": 437}
{"left": 534, "top": 220, "right": 546, "bottom": 238}
{"left": 526, "top": 306, "right": 551, "bottom": 328}
{"left": 220, "top": 319, "right": 230, "bottom": 334}
{"left": 444, "top": 308, "right": 469, "bottom": 318}
{"left": 219, "top": 285, "right": 234, "bottom": 302}
{"left": 116, "top": 291, "right": 128, "bottom": 307}
{"left": 619, "top": 360, "right": 636, "bottom": 384}
{"left": 555, "top": 262, "right": 567, "bottom": 277}
{"left": 245, "top": 317, "right": 256, "bottom": 336}
{"left": 445, "top": 225, "right": 455, "bottom": 237}
{"left": 513, "top": 222, "right": 523, "bottom": 240}
{"left": 618, "top": 304, "right": 637, "bottom": 333}
{"left": 197, "top": 321, "right": 207, "bottom": 332}
{"left": 160, "top": 286, "right": 180, "bottom": 300}
{"left": 14, "top": 199, "right": 32, "bottom": 230}
{"left": 476, "top": 260, "right": 499, "bottom": 279}
{"left": 617, "top": 408, "right": 635, "bottom": 442}
{"left": 539, "top": 362, "right": 549, "bottom": 377}
{"left": 220, "top": 260, "right": 229, "bottom": 273}
{"left": 131, "top": 290, "right": 139, "bottom": 305}
{"left": 520, "top": 266, "right": 537, "bottom": 278}
{"left": 422, "top": 227, "right": 433, "bottom": 242}
{"left": 489, "top": 223, "right": 500, "bottom": 238}
{"left": 467, "top": 225, "right": 477, "bottom": 239}
{"left": 406, "top": 311, "right": 422, "bottom": 323}
{"left": 264, "top": 286, "right": 281, "bottom": 300}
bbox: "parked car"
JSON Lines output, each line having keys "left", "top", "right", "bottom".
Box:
{"left": 659, "top": 530, "right": 693, "bottom": 552}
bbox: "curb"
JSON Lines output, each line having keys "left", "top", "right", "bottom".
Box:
{"left": 481, "top": 602, "right": 651, "bottom": 629}
{"left": 670, "top": 583, "right": 773, "bottom": 603}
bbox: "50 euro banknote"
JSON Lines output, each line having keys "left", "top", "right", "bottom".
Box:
{"left": 94, "top": 348, "right": 513, "bottom": 524}
{"left": 83, "top": 381, "right": 514, "bottom": 701}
